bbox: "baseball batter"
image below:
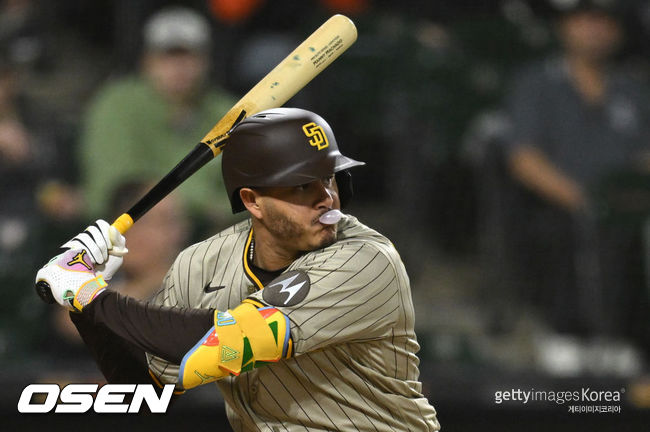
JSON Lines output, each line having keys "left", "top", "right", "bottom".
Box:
{"left": 35, "top": 108, "right": 440, "bottom": 431}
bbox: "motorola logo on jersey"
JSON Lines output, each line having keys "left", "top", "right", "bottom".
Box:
{"left": 263, "top": 271, "right": 311, "bottom": 307}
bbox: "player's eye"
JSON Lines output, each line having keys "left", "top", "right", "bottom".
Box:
{"left": 294, "top": 176, "right": 334, "bottom": 193}
{"left": 295, "top": 183, "right": 310, "bottom": 191}
{"left": 321, "top": 175, "right": 335, "bottom": 187}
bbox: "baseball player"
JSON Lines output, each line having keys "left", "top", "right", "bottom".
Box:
{"left": 35, "top": 108, "right": 440, "bottom": 431}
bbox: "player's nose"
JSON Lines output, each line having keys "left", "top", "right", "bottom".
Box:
{"left": 313, "top": 180, "right": 334, "bottom": 210}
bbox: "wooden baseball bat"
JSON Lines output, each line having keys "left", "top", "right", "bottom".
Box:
{"left": 111, "top": 14, "right": 357, "bottom": 234}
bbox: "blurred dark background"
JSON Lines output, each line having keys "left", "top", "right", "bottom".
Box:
{"left": 2, "top": 0, "right": 650, "bottom": 429}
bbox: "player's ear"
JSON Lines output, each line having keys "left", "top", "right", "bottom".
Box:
{"left": 240, "top": 188, "right": 262, "bottom": 218}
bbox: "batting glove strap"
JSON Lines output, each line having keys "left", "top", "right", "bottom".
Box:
{"left": 72, "top": 275, "right": 107, "bottom": 312}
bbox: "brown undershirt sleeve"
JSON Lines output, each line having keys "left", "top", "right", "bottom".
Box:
{"left": 71, "top": 290, "right": 215, "bottom": 380}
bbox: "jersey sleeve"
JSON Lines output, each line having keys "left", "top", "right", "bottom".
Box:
{"left": 247, "top": 241, "right": 402, "bottom": 355}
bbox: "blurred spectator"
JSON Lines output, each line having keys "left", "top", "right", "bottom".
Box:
{"left": 107, "top": 180, "right": 190, "bottom": 300}
{"left": 0, "top": 0, "right": 49, "bottom": 72}
{"left": 0, "top": 53, "right": 35, "bottom": 304}
{"left": 504, "top": 0, "right": 650, "bottom": 350}
{"left": 80, "top": 6, "right": 237, "bottom": 233}
{"left": 0, "top": 50, "right": 80, "bottom": 238}
{"left": 0, "top": 48, "right": 82, "bottom": 358}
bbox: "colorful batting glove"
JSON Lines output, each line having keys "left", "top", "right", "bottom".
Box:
{"left": 35, "top": 249, "right": 107, "bottom": 312}
{"left": 61, "top": 219, "right": 127, "bottom": 281}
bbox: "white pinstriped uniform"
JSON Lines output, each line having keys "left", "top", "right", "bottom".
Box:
{"left": 147, "top": 215, "right": 439, "bottom": 431}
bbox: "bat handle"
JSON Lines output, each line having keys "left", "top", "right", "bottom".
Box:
{"left": 112, "top": 213, "right": 134, "bottom": 235}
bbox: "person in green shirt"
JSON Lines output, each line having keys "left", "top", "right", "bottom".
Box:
{"left": 81, "top": 7, "right": 236, "bottom": 226}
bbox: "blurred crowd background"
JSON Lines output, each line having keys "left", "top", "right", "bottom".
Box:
{"left": 2, "top": 0, "right": 650, "bottom": 429}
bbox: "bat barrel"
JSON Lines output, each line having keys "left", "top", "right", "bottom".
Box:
{"left": 199, "top": 14, "right": 357, "bottom": 145}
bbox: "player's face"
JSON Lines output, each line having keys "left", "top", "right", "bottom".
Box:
{"left": 256, "top": 175, "right": 341, "bottom": 253}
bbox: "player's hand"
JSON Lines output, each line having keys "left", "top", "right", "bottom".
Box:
{"left": 35, "top": 249, "right": 107, "bottom": 312}
{"left": 61, "top": 219, "right": 128, "bottom": 281}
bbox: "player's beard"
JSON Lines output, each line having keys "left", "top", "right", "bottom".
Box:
{"left": 262, "top": 202, "right": 337, "bottom": 252}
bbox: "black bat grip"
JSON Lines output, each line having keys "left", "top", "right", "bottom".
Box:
{"left": 127, "top": 142, "right": 216, "bottom": 224}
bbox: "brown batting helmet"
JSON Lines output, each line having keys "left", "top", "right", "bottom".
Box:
{"left": 222, "top": 108, "right": 365, "bottom": 213}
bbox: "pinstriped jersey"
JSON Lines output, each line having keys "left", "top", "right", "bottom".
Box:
{"left": 147, "top": 215, "right": 439, "bottom": 431}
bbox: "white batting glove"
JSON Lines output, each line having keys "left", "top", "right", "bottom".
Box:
{"left": 35, "top": 249, "right": 107, "bottom": 311}
{"left": 61, "top": 219, "right": 128, "bottom": 281}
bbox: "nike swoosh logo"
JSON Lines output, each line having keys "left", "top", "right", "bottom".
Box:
{"left": 204, "top": 284, "right": 226, "bottom": 293}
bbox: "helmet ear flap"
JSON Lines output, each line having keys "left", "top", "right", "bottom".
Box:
{"left": 335, "top": 170, "right": 354, "bottom": 209}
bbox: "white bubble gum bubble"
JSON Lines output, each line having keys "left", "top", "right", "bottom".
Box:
{"left": 319, "top": 209, "right": 343, "bottom": 225}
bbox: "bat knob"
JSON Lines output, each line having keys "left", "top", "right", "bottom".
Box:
{"left": 35, "top": 280, "right": 56, "bottom": 304}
